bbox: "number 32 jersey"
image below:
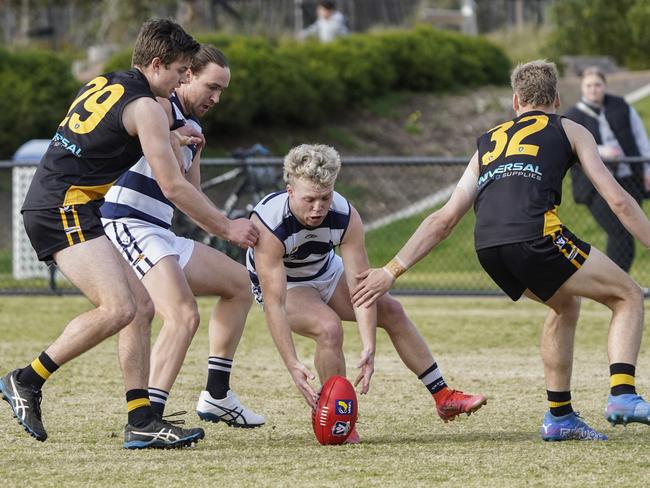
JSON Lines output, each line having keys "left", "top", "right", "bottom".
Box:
{"left": 22, "top": 69, "right": 155, "bottom": 211}
{"left": 474, "top": 111, "right": 575, "bottom": 250}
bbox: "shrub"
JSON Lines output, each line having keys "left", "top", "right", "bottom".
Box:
{"left": 0, "top": 49, "right": 77, "bottom": 158}
{"left": 546, "top": 0, "right": 650, "bottom": 70}
{"left": 102, "top": 26, "right": 510, "bottom": 137}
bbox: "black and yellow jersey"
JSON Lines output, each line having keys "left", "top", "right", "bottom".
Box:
{"left": 474, "top": 111, "right": 575, "bottom": 250}
{"left": 22, "top": 69, "right": 155, "bottom": 211}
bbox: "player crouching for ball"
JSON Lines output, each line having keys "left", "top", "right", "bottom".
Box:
{"left": 247, "top": 144, "right": 487, "bottom": 443}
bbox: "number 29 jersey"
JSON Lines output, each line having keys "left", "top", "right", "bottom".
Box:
{"left": 22, "top": 69, "right": 155, "bottom": 211}
{"left": 473, "top": 111, "right": 575, "bottom": 250}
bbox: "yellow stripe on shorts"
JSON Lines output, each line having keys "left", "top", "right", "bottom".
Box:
{"left": 59, "top": 208, "right": 74, "bottom": 246}
{"left": 71, "top": 207, "right": 85, "bottom": 242}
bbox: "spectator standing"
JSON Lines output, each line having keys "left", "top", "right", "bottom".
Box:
{"left": 299, "top": 0, "right": 349, "bottom": 43}
{"left": 565, "top": 66, "right": 650, "bottom": 271}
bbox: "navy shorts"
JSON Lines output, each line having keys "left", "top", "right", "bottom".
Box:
{"left": 476, "top": 227, "right": 591, "bottom": 302}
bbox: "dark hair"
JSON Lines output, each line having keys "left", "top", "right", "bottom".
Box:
{"left": 191, "top": 44, "right": 229, "bottom": 74}
{"left": 319, "top": 0, "right": 337, "bottom": 10}
{"left": 581, "top": 66, "right": 607, "bottom": 84}
{"left": 132, "top": 19, "right": 199, "bottom": 68}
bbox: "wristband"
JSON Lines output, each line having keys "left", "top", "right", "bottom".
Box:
{"left": 382, "top": 256, "right": 407, "bottom": 280}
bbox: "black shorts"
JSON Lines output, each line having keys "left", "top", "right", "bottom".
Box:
{"left": 476, "top": 227, "right": 591, "bottom": 302}
{"left": 22, "top": 202, "right": 105, "bottom": 263}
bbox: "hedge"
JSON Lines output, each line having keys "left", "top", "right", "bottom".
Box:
{"left": 104, "top": 26, "right": 510, "bottom": 134}
{"left": 0, "top": 27, "right": 509, "bottom": 158}
{"left": 0, "top": 49, "right": 78, "bottom": 159}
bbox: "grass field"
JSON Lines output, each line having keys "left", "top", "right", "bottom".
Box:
{"left": 0, "top": 296, "right": 649, "bottom": 487}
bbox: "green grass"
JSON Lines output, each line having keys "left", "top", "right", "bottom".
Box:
{"left": 365, "top": 91, "right": 410, "bottom": 118}
{"left": 0, "top": 296, "right": 648, "bottom": 486}
{"left": 634, "top": 96, "right": 650, "bottom": 130}
{"left": 0, "top": 249, "right": 9, "bottom": 274}
{"left": 366, "top": 177, "right": 650, "bottom": 289}
{"left": 484, "top": 25, "right": 553, "bottom": 65}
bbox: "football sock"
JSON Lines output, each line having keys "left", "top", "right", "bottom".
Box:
{"left": 127, "top": 389, "right": 155, "bottom": 427}
{"left": 547, "top": 390, "right": 573, "bottom": 417}
{"left": 206, "top": 356, "right": 232, "bottom": 399}
{"left": 418, "top": 362, "right": 448, "bottom": 400}
{"left": 610, "top": 363, "right": 636, "bottom": 396}
{"left": 17, "top": 351, "right": 59, "bottom": 389}
{"left": 148, "top": 387, "right": 169, "bottom": 417}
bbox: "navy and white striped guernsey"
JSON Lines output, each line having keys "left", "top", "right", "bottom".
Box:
{"left": 246, "top": 190, "right": 351, "bottom": 285}
{"left": 100, "top": 92, "right": 200, "bottom": 229}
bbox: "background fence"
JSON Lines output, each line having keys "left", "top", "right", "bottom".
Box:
{"left": 2, "top": 156, "right": 649, "bottom": 295}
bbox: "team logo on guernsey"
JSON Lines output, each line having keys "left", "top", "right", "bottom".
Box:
{"left": 332, "top": 421, "right": 351, "bottom": 437}
{"left": 336, "top": 400, "right": 353, "bottom": 415}
{"left": 52, "top": 132, "right": 81, "bottom": 157}
{"left": 305, "top": 233, "right": 318, "bottom": 239}
{"left": 478, "top": 162, "right": 542, "bottom": 187}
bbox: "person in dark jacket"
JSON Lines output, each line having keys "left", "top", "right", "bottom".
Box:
{"left": 565, "top": 66, "right": 650, "bottom": 271}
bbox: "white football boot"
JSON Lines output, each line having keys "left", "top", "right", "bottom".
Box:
{"left": 196, "top": 390, "right": 265, "bottom": 428}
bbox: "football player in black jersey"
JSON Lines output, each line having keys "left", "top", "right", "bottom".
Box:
{"left": 353, "top": 60, "right": 650, "bottom": 441}
{"left": 0, "top": 20, "right": 257, "bottom": 449}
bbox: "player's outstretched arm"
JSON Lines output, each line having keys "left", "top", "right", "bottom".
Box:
{"left": 123, "top": 97, "right": 258, "bottom": 248}
{"left": 339, "top": 207, "right": 376, "bottom": 394}
{"left": 252, "top": 214, "right": 318, "bottom": 408}
{"left": 565, "top": 119, "right": 650, "bottom": 248}
{"left": 352, "top": 152, "right": 479, "bottom": 308}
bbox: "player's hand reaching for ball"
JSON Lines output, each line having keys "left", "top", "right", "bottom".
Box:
{"left": 289, "top": 361, "right": 318, "bottom": 409}
{"left": 352, "top": 268, "right": 394, "bottom": 308}
{"left": 354, "top": 349, "right": 375, "bottom": 395}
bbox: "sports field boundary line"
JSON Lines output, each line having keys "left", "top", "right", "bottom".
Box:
{"left": 364, "top": 184, "right": 455, "bottom": 232}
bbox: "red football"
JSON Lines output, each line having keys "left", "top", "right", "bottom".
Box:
{"left": 312, "top": 375, "right": 357, "bottom": 445}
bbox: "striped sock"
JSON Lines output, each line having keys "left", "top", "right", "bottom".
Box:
{"left": 547, "top": 390, "right": 573, "bottom": 417}
{"left": 148, "top": 387, "right": 169, "bottom": 416}
{"left": 17, "top": 351, "right": 59, "bottom": 389}
{"left": 207, "top": 356, "right": 233, "bottom": 400}
{"left": 610, "top": 363, "right": 636, "bottom": 396}
{"left": 127, "top": 389, "right": 154, "bottom": 427}
{"left": 418, "top": 362, "right": 448, "bottom": 400}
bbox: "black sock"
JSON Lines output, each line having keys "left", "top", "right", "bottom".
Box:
{"left": 127, "top": 389, "right": 154, "bottom": 427}
{"left": 17, "top": 351, "right": 59, "bottom": 389}
{"left": 547, "top": 390, "right": 573, "bottom": 417}
{"left": 610, "top": 363, "right": 636, "bottom": 396}
{"left": 418, "top": 362, "right": 448, "bottom": 398}
{"left": 148, "top": 387, "right": 169, "bottom": 417}
{"left": 206, "top": 356, "right": 232, "bottom": 399}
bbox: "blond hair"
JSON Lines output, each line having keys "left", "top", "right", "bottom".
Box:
{"left": 283, "top": 144, "right": 341, "bottom": 188}
{"left": 510, "top": 59, "right": 558, "bottom": 107}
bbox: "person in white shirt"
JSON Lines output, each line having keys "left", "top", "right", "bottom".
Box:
{"left": 299, "top": 0, "right": 349, "bottom": 43}
{"left": 566, "top": 66, "right": 650, "bottom": 271}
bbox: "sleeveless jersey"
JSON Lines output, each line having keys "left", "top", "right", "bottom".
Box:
{"left": 474, "top": 111, "right": 575, "bottom": 250}
{"left": 22, "top": 69, "right": 155, "bottom": 211}
{"left": 100, "top": 92, "right": 200, "bottom": 229}
{"left": 246, "top": 190, "right": 351, "bottom": 285}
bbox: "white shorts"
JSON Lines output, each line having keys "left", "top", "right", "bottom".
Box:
{"left": 252, "top": 254, "right": 345, "bottom": 305}
{"left": 102, "top": 218, "right": 194, "bottom": 279}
